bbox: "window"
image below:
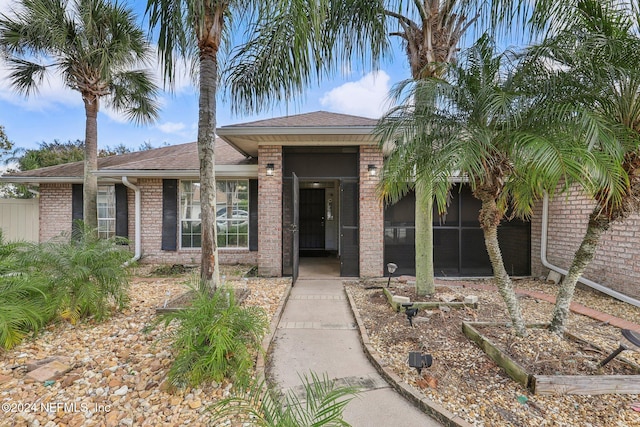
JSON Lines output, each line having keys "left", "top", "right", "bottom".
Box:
{"left": 180, "top": 180, "right": 249, "bottom": 249}
{"left": 97, "top": 185, "right": 116, "bottom": 239}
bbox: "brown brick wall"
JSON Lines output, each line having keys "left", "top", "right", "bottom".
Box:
{"left": 258, "top": 146, "right": 283, "bottom": 276}
{"left": 39, "top": 183, "right": 73, "bottom": 241}
{"left": 531, "top": 184, "right": 640, "bottom": 299}
{"left": 38, "top": 179, "right": 257, "bottom": 266}
{"left": 359, "top": 146, "right": 384, "bottom": 277}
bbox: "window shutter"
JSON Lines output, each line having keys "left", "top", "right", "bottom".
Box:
{"left": 162, "top": 179, "right": 178, "bottom": 251}
{"left": 249, "top": 179, "right": 258, "bottom": 251}
{"left": 115, "top": 184, "right": 129, "bottom": 239}
{"left": 72, "top": 184, "right": 83, "bottom": 237}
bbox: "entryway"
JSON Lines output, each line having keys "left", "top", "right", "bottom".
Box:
{"left": 282, "top": 147, "right": 360, "bottom": 282}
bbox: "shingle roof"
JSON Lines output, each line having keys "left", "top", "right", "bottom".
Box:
{"left": 3, "top": 138, "right": 253, "bottom": 179}
{"left": 220, "top": 111, "right": 377, "bottom": 128}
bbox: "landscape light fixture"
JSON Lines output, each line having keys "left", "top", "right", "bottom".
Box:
{"left": 386, "top": 262, "right": 397, "bottom": 288}
{"left": 368, "top": 164, "right": 377, "bottom": 176}
{"left": 599, "top": 329, "right": 640, "bottom": 367}
{"left": 408, "top": 351, "right": 433, "bottom": 374}
{"left": 402, "top": 302, "right": 419, "bottom": 327}
{"left": 266, "top": 163, "right": 275, "bottom": 176}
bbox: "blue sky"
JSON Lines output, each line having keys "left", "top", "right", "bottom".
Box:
{"left": 0, "top": 0, "right": 424, "bottom": 153}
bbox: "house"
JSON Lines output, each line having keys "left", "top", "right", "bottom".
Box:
{"left": 2, "top": 111, "right": 640, "bottom": 300}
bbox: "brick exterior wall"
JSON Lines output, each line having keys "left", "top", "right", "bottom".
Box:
{"left": 39, "top": 183, "right": 73, "bottom": 241}
{"left": 531, "top": 184, "right": 640, "bottom": 299}
{"left": 359, "top": 146, "right": 384, "bottom": 277}
{"left": 37, "top": 179, "right": 257, "bottom": 266}
{"left": 257, "top": 146, "right": 283, "bottom": 276}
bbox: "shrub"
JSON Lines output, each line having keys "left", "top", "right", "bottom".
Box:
{"left": 151, "top": 283, "right": 269, "bottom": 389}
{"left": 33, "top": 224, "right": 132, "bottom": 323}
{"left": 0, "top": 232, "right": 53, "bottom": 349}
{"left": 210, "top": 372, "right": 359, "bottom": 426}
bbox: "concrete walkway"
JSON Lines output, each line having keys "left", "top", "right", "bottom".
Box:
{"left": 267, "top": 258, "right": 442, "bottom": 426}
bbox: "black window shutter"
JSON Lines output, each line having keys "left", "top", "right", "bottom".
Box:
{"left": 162, "top": 179, "right": 178, "bottom": 251}
{"left": 249, "top": 179, "right": 258, "bottom": 251}
{"left": 115, "top": 184, "right": 129, "bottom": 239}
{"left": 72, "top": 184, "right": 83, "bottom": 237}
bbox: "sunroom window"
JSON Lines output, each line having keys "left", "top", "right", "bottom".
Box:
{"left": 180, "top": 180, "right": 249, "bottom": 249}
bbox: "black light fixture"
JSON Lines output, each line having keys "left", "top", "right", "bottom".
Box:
{"left": 599, "top": 329, "right": 640, "bottom": 367}
{"left": 386, "top": 262, "right": 397, "bottom": 288}
{"left": 368, "top": 164, "right": 377, "bottom": 176}
{"left": 408, "top": 351, "right": 433, "bottom": 374}
{"left": 401, "top": 302, "right": 419, "bottom": 327}
{"left": 266, "top": 163, "right": 275, "bottom": 176}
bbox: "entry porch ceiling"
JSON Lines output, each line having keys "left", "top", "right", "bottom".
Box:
{"left": 216, "top": 131, "right": 377, "bottom": 158}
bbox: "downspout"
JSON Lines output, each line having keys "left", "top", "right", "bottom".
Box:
{"left": 541, "top": 193, "right": 640, "bottom": 307}
{"left": 122, "top": 176, "right": 141, "bottom": 265}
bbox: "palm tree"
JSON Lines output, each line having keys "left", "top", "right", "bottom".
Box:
{"left": 527, "top": 0, "right": 640, "bottom": 334}
{"left": 146, "top": 0, "right": 388, "bottom": 290}
{"left": 379, "top": 35, "right": 623, "bottom": 335}
{"left": 0, "top": 0, "right": 160, "bottom": 231}
{"left": 211, "top": 372, "right": 358, "bottom": 427}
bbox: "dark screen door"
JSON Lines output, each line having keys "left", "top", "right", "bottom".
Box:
{"left": 340, "top": 179, "right": 359, "bottom": 276}
{"left": 292, "top": 172, "right": 299, "bottom": 285}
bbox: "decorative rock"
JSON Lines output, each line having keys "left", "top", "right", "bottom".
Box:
{"left": 188, "top": 399, "right": 202, "bottom": 409}
{"left": 27, "top": 360, "right": 71, "bottom": 382}
{"left": 391, "top": 295, "right": 410, "bottom": 304}
{"left": 439, "top": 294, "right": 458, "bottom": 303}
{"left": 113, "top": 385, "right": 129, "bottom": 396}
{"left": 464, "top": 295, "right": 479, "bottom": 304}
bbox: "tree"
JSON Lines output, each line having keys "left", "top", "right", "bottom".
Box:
{"left": 0, "top": 126, "right": 12, "bottom": 157}
{"left": 378, "top": 35, "right": 623, "bottom": 335}
{"left": 231, "top": 0, "right": 531, "bottom": 295}
{"left": 146, "top": 0, "right": 387, "bottom": 290}
{"left": 0, "top": 0, "right": 159, "bottom": 231}
{"left": 528, "top": 0, "right": 640, "bottom": 334}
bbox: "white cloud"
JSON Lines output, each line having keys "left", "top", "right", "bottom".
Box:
{"left": 0, "top": 66, "right": 82, "bottom": 111}
{"left": 319, "top": 71, "right": 392, "bottom": 118}
{"left": 157, "top": 121, "right": 186, "bottom": 134}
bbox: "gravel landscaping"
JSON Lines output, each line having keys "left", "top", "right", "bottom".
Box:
{"left": 346, "top": 278, "right": 640, "bottom": 427}
{"left": 4, "top": 264, "right": 640, "bottom": 427}
{"left": 0, "top": 266, "right": 289, "bottom": 427}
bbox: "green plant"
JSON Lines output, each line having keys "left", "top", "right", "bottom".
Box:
{"left": 151, "top": 283, "right": 268, "bottom": 389}
{"left": 0, "top": 232, "right": 53, "bottom": 349}
{"left": 33, "top": 224, "right": 132, "bottom": 323}
{"left": 0, "top": 275, "right": 51, "bottom": 349}
{"left": 210, "top": 372, "right": 358, "bottom": 426}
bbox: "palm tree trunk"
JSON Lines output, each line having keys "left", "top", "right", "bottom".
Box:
{"left": 415, "top": 178, "right": 435, "bottom": 296}
{"left": 198, "top": 50, "right": 220, "bottom": 292}
{"left": 83, "top": 98, "right": 99, "bottom": 233}
{"left": 479, "top": 197, "right": 527, "bottom": 336}
{"left": 549, "top": 208, "right": 610, "bottom": 334}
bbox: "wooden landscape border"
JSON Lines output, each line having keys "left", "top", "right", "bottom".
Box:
{"left": 462, "top": 321, "right": 640, "bottom": 395}
{"left": 382, "top": 287, "right": 478, "bottom": 312}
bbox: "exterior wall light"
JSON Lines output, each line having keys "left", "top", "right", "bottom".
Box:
{"left": 368, "top": 164, "right": 377, "bottom": 176}
{"left": 266, "top": 163, "right": 275, "bottom": 176}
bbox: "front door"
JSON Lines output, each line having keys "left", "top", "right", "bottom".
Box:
{"left": 292, "top": 173, "right": 299, "bottom": 285}
{"left": 299, "top": 189, "right": 325, "bottom": 253}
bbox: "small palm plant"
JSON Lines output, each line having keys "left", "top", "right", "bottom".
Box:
{"left": 0, "top": 233, "right": 53, "bottom": 349}
{"left": 150, "top": 282, "right": 269, "bottom": 389}
{"left": 210, "top": 372, "right": 358, "bottom": 427}
{"left": 32, "top": 224, "right": 132, "bottom": 323}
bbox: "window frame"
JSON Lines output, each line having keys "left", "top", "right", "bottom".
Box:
{"left": 179, "top": 179, "right": 250, "bottom": 250}
{"left": 97, "top": 185, "right": 116, "bottom": 239}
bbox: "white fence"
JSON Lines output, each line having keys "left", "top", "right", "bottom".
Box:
{"left": 0, "top": 198, "right": 39, "bottom": 242}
